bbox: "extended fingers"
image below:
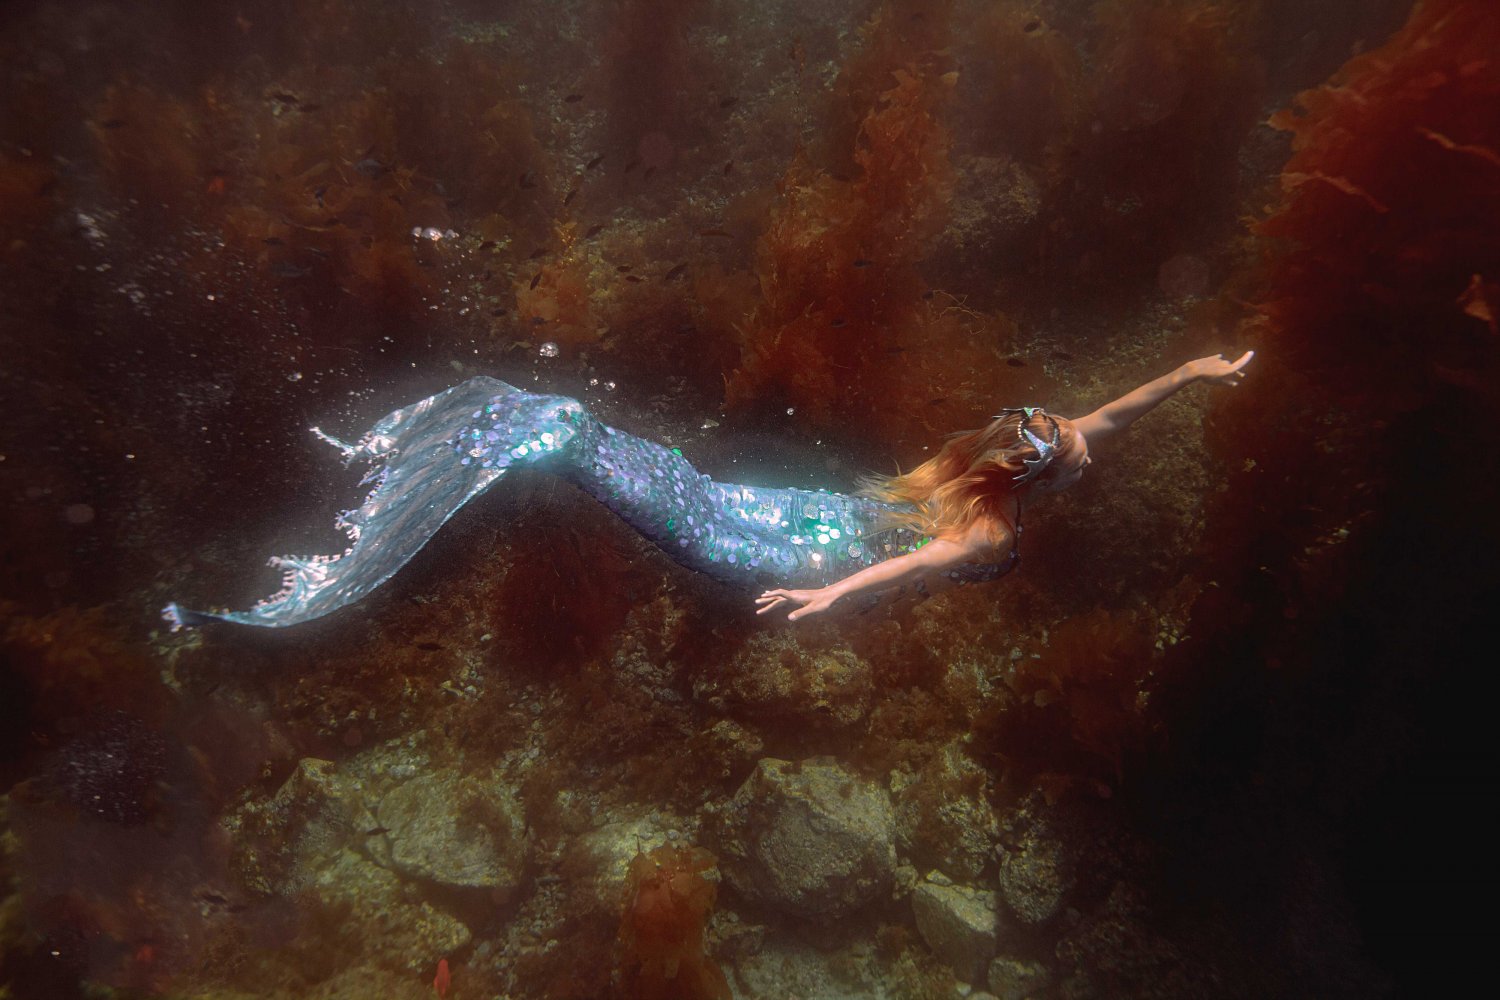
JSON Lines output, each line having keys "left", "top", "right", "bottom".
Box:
{"left": 755, "top": 591, "right": 786, "bottom": 616}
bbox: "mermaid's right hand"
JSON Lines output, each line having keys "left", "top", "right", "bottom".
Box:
{"left": 754, "top": 588, "right": 836, "bottom": 622}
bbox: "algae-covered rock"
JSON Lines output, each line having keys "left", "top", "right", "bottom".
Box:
{"left": 310, "top": 847, "right": 472, "bottom": 973}
{"left": 379, "top": 772, "right": 526, "bottom": 892}
{"left": 696, "top": 633, "right": 875, "bottom": 730}
{"left": 988, "top": 954, "right": 1053, "bottom": 1000}
{"left": 891, "top": 740, "right": 999, "bottom": 882}
{"left": 229, "top": 758, "right": 383, "bottom": 894}
{"left": 911, "top": 871, "right": 999, "bottom": 984}
{"left": 996, "top": 792, "right": 1077, "bottom": 925}
{"left": 573, "top": 811, "right": 699, "bottom": 900}
{"left": 714, "top": 757, "right": 895, "bottom": 919}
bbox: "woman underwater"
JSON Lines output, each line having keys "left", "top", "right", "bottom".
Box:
{"left": 163, "top": 351, "right": 1252, "bottom": 630}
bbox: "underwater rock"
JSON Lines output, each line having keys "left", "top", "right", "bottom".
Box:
{"left": 230, "top": 757, "right": 383, "bottom": 895}
{"left": 379, "top": 772, "right": 526, "bottom": 893}
{"left": 714, "top": 757, "right": 895, "bottom": 919}
{"left": 573, "top": 811, "right": 699, "bottom": 899}
{"left": 911, "top": 871, "right": 999, "bottom": 985}
{"left": 988, "top": 955, "right": 1053, "bottom": 1000}
{"left": 696, "top": 719, "right": 765, "bottom": 774}
{"left": 735, "top": 937, "right": 896, "bottom": 1000}
{"left": 225, "top": 759, "right": 470, "bottom": 973}
{"left": 934, "top": 154, "right": 1044, "bottom": 289}
{"left": 697, "top": 633, "right": 875, "bottom": 730}
{"left": 308, "top": 847, "right": 471, "bottom": 974}
{"left": 891, "top": 740, "right": 999, "bottom": 882}
{"left": 995, "top": 793, "right": 1077, "bottom": 925}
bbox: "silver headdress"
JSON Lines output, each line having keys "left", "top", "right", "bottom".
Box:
{"left": 992, "top": 406, "right": 1061, "bottom": 484}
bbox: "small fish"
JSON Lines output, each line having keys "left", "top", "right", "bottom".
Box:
{"left": 615, "top": 264, "right": 633, "bottom": 273}
{"left": 312, "top": 184, "right": 328, "bottom": 206}
{"left": 563, "top": 188, "right": 578, "bottom": 206}
{"left": 528, "top": 247, "right": 547, "bottom": 260}
{"left": 830, "top": 317, "right": 847, "bottom": 328}
{"left": 886, "top": 346, "right": 906, "bottom": 354}
{"left": 929, "top": 397, "right": 948, "bottom": 405}
{"left": 415, "top": 641, "right": 443, "bottom": 651}
{"left": 853, "top": 258, "right": 874, "bottom": 268}
{"left": 1023, "top": 19, "right": 1043, "bottom": 33}
{"left": 564, "top": 93, "right": 584, "bottom": 103}
{"left": 586, "top": 154, "right": 605, "bottom": 170}
{"left": 584, "top": 224, "right": 605, "bottom": 238}
{"left": 1006, "top": 357, "right": 1027, "bottom": 368}
{"left": 529, "top": 272, "right": 543, "bottom": 289}
{"left": 491, "top": 307, "right": 507, "bottom": 316}
{"left": 433, "top": 958, "right": 451, "bottom": 999}
{"left": 1052, "top": 349, "right": 1074, "bottom": 361}
{"left": 364, "top": 826, "right": 391, "bottom": 836}
{"left": 271, "top": 261, "right": 312, "bottom": 278}
{"left": 271, "top": 92, "right": 299, "bottom": 104}
{"left": 531, "top": 315, "right": 548, "bottom": 325}
{"left": 305, "top": 247, "right": 329, "bottom": 259}
{"left": 719, "top": 96, "right": 738, "bottom": 109}
{"left": 479, "top": 240, "right": 497, "bottom": 250}
{"left": 921, "top": 289, "right": 935, "bottom": 299}
{"left": 625, "top": 275, "right": 644, "bottom": 283}
{"left": 699, "top": 229, "right": 732, "bottom": 239}
{"left": 723, "top": 160, "right": 734, "bottom": 176}
{"left": 519, "top": 171, "right": 536, "bottom": 189}
{"left": 353, "top": 158, "right": 385, "bottom": 178}
{"left": 663, "top": 262, "right": 688, "bottom": 281}
{"left": 99, "top": 118, "right": 126, "bottom": 129}
{"left": 261, "top": 237, "right": 285, "bottom": 246}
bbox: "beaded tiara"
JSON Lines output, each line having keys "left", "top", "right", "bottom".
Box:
{"left": 992, "top": 406, "right": 1061, "bottom": 484}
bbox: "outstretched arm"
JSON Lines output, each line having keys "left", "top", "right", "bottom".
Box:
{"left": 757, "top": 519, "right": 1003, "bottom": 621}
{"left": 1073, "top": 351, "right": 1253, "bottom": 448}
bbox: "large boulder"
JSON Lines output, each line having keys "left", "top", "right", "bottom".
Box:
{"left": 714, "top": 757, "right": 896, "bottom": 919}
{"left": 379, "top": 772, "right": 527, "bottom": 894}
{"left": 891, "top": 740, "right": 999, "bottom": 882}
{"left": 911, "top": 871, "right": 1000, "bottom": 984}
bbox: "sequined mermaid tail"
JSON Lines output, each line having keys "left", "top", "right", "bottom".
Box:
{"left": 165, "top": 378, "right": 1001, "bottom": 630}
{"left": 163, "top": 377, "right": 584, "bottom": 630}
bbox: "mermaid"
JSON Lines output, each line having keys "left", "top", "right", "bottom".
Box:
{"left": 163, "top": 351, "right": 1252, "bottom": 629}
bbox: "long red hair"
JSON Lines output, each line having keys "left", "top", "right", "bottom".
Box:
{"left": 854, "top": 410, "right": 1082, "bottom": 544}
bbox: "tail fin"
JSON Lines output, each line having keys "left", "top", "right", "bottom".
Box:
{"left": 163, "top": 377, "right": 582, "bottom": 629}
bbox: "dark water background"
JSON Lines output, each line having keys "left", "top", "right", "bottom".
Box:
{"left": 2, "top": 1, "right": 1494, "bottom": 997}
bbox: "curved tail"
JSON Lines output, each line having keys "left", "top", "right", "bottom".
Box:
{"left": 164, "top": 377, "right": 583, "bottom": 629}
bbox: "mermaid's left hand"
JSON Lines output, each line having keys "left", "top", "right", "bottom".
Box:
{"left": 1183, "top": 350, "right": 1254, "bottom": 386}
{"left": 755, "top": 587, "right": 837, "bottom": 622}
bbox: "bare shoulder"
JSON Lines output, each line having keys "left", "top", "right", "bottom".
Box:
{"left": 1071, "top": 409, "right": 1116, "bottom": 448}
{"left": 946, "top": 515, "right": 1015, "bottom": 563}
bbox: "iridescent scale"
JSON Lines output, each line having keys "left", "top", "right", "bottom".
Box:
{"left": 164, "top": 377, "right": 1012, "bottom": 630}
